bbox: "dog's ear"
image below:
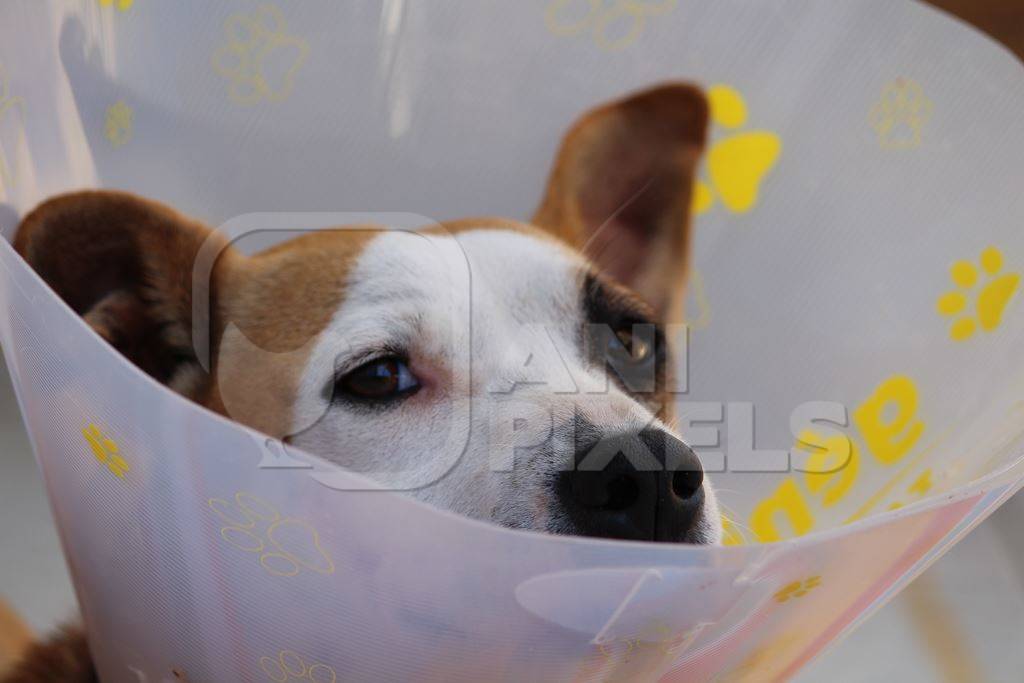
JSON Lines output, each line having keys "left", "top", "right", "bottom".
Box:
{"left": 533, "top": 83, "right": 709, "bottom": 322}
{"left": 14, "top": 191, "right": 232, "bottom": 390}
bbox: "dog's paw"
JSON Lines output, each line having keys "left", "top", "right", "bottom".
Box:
{"left": 773, "top": 575, "right": 822, "bottom": 603}
{"left": 259, "top": 649, "right": 337, "bottom": 682}
{"left": 98, "top": 0, "right": 133, "bottom": 11}
{"left": 868, "top": 78, "right": 933, "bottom": 150}
{"left": 693, "top": 85, "right": 782, "bottom": 215}
{"left": 212, "top": 4, "right": 309, "bottom": 105}
{"left": 937, "top": 246, "right": 1020, "bottom": 341}
{"left": 207, "top": 492, "right": 335, "bottom": 577}
{"left": 82, "top": 423, "right": 130, "bottom": 479}
{"left": 104, "top": 100, "right": 133, "bottom": 148}
{"left": 0, "top": 63, "right": 26, "bottom": 190}
{"left": 544, "top": 0, "right": 676, "bottom": 52}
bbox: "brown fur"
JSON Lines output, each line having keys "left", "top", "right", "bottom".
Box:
{"left": 14, "top": 190, "right": 229, "bottom": 386}
{"left": 0, "top": 626, "right": 95, "bottom": 683}
{"left": 9, "top": 83, "right": 708, "bottom": 678}
{"left": 205, "top": 228, "right": 378, "bottom": 437}
{"left": 0, "top": 600, "right": 33, "bottom": 677}
{"left": 533, "top": 82, "right": 708, "bottom": 322}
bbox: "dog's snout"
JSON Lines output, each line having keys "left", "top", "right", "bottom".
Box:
{"left": 558, "top": 425, "right": 705, "bottom": 543}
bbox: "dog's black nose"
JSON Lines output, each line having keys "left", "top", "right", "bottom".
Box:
{"left": 558, "top": 425, "right": 704, "bottom": 542}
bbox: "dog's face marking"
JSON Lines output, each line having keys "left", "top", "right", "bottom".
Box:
{"left": 208, "top": 229, "right": 377, "bottom": 439}
{"left": 16, "top": 83, "right": 721, "bottom": 544}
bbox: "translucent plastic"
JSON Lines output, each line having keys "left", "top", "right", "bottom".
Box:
{"left": 1, "top": 1, "right": 1023, "bottom": 681}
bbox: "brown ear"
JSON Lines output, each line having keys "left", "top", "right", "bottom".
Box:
{"left": 532, "top": 83, "right": 709, "bottom": 322}
{"left": 14, "top": 190, "right": 231, "bottom": 389}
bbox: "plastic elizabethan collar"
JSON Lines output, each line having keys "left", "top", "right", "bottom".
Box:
{"left": 1, "top": 1, "right": 1024, "bottom": 681}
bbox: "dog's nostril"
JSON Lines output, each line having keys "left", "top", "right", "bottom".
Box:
{"left": 671, "top": 468, "right": 703, "bottom": 500}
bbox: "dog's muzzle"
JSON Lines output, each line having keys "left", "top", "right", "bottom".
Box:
{"left": 557, "top": 422, "right": 705, "bottom": 543}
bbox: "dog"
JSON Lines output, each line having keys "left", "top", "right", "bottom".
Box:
{"left": 2, "top": 83, "right": 720, "bottom": 682}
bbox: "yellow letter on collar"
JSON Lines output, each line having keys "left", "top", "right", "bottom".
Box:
{"left": 799, "top": 431, "right": 859, "bottom": 507}
{"left": 750, "top": 479, "right": 815, "bottom": 542}
{"left": 853, "top": 375, "right": 924, "bottom": 465}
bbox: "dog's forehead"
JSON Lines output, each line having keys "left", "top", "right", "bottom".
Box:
{"left": 456, "top": 228, "right": 582, "bottom": 295}
{"left": 347, "top": 224, "right": 586, "bottom": 318}
{"left": 226, "top": 223, "right": 585, "bottom": 345}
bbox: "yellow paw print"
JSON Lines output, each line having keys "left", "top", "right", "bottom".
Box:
{"left": 99, "top": 0, "right": 134, "bottom": 10}
{"left": 693, "top": 85, "right": 782, "bottom": 216}
{"left": 208, "top": 492, "right": 334, "bottom": 577}
{"left": 773, "top": 575, "right": 822, "bottom": 603}
{"left": 937, "top": 247, "right": 1020, "bottom": 341}
{"left": 544, "top": 0, "right": 676, "bottom": 52}
{"left": 104, "top": 100, "right": 133, "bottom": 147}
{"left": 260, "top": 650, "right": 336, "bottom": 683}
{"left": 212, "top": 4, "right": 309, "bottom": 105}
{"left": 82, "top": 423, "right": 130, "bottom": 479}
{"left": 0, "top": 63, "right": 26, "bottom": 191}
{"left": 868, "top": 78, "right": 933, "bottom": 150}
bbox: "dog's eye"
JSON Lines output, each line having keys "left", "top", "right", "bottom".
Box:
{"left": 608, "top": 327, "right": 652, "bottom": 363}
{"left": 337, "top": 357, "right": 420, "bottom": 402}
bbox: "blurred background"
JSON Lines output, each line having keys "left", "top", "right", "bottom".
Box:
{"left": 1, "top": 1, "right": 1022, "bottom": 681}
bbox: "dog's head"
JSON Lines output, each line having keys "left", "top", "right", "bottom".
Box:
{"left": 16, "top": 83, "right": 720, "bottom": 544}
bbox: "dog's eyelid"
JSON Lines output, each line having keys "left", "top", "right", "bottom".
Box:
{"left": 338, "top": 346, "right": 408, "bottom": 377}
